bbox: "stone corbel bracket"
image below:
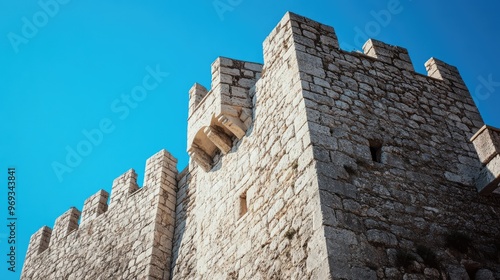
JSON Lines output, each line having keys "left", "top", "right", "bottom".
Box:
{"left": 187, "top": 57, "right": 263, "bottom": 172}
{"left": 470, "top": 125, "right": 500, "bottom": 194}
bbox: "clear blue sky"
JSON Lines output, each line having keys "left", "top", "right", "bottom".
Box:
{"left": 1, "top": 0, "right": 499, "bottom": 278}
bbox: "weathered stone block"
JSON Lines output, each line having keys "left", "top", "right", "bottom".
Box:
{"left": 471, "top": 125, "right": 500, "bottom": 193}
{"left": 362, "top": 39, "right": 414, "bottom": 71}
{"left": 471, "top": 125, "right": 500, "bottom": 164}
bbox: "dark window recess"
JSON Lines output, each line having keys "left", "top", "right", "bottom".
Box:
{"left": 239, "top": 193, "right": 248, "bottom": 218}
{"left": 369, "top": 142, "right": 382, "bottom": 163}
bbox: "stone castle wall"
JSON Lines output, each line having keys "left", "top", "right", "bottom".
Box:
{"left": 22, "top": 12, "right": 500, "bottom": 280}
{"left": 21, "top": 150, "right": 178, "bottom": 280}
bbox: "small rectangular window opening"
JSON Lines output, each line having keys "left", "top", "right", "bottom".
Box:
{"left": 369, "top": 141, "right": 382, "bottom": 163}
{"left": 239, "top": 192, "right": 248, "bottom": 218}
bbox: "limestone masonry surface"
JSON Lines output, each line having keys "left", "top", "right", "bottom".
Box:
{"left": 22, "top": 12, "right": 500, "bottom": 280}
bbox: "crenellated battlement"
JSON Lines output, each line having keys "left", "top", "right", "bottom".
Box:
{"left": 360, "top": 38, "right": 467, "bottom": 88}
{"left": 187, "top": 57, "right": 262, "bottom": 171}
{"left": 80, "top": 189, "right": 108, "bottom": 225}
{"left": 110, "top": 168, "right": 139, "bottom": 206}
{"left": 278, "top": 13, "right": 468, "bottom": 85}
{"left": 425, "top": 57, "right": 468, "bottom": 86}
{"left": 22, "top": 149, "right": 178, "bottom": 279}
{"left": 24, "top": 226, "right": 51, "bottom": 264}
{"left": 26, "top": 150, "right": 177, "bottom": 257}
{"left": 49, "top": 207, "right": 80, "bottom": 247}
{"left": 188, "top": 83, "right": 208, "bottom": 116}
{"left": 186, "top": 12, "right": 476, "bottom": 173}
{"left": 362, "top": 39, "right": 414, "bottom": 71}
{"left": 361, "top": 37, "right": 467, "bottom": 85}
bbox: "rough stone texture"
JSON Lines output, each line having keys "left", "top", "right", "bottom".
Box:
{"left": 22, "top": 12, "right": 500, "bottom": 280}
{"left": 282, "top": 12, "right": 500, "bottom": 279}
{"left": 471, "top": 126, "right": 500, "bottom": 193}
{"left": 21, "top": 150, "right": 178, "bottom": 280}
{"left": 475, "top": 268, "right": 495, "bottom": 280}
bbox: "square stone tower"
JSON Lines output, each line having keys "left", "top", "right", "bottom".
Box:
{"left": 176, "top": 12, "right": 500, "bottom": 279}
